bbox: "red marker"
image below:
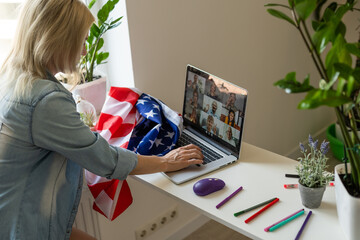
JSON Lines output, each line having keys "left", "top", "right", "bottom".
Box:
{"left": 244, "top": 198, "right": 279, "bottom": 223}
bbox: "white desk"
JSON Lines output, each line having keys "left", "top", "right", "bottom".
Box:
{"left": 133, "top": 143, "right": 344, "bottom": 240}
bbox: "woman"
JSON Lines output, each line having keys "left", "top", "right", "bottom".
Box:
{"left": 225, "top": 109, "right": 236, "bottom": 127}
{"left": 0, "top": 1, "right": 203, "bottom": 239}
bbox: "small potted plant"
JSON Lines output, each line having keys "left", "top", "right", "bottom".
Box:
{"left": 59, "top": 0, "right": 122, "bottom": 114}
{"left": 296, "top": 135, "right": 334, "bottom": 209}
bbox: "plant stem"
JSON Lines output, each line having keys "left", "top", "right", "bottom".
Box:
{"left": 300, "top": 19, "right": 328, "bottom": 81}
{"left": 291, "top": 9, "right": 327, "bottom": 81}
{"left": 349, "top": 109, "right": 360, "bottom": 144}
{"left": 349, "top": 108, "right": 360, "bottom": 184}
{"left": 336, "top": 107, "right": 360, "bottom": 190}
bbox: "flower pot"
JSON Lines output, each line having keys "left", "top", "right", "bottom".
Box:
{"left": 335, "top": 164, "right": 360, "bottom": 240}
{"left": 63, "top": 77, "right": 106, "bottom": 115}
{"left": 298, "top": 181, "right": 326, "bottom": 209}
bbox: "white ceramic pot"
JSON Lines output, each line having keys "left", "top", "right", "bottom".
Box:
{"left": 63, "top": 77, "right": 106, "bottom": 115}
{"left": 335, "top": 164, "right": 360, "bottom": 240}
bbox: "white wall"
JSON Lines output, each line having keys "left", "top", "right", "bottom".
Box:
{"left": 99, "top": 1, "right": 360, "bottom": 239}
{"left": 123, "top": 0, "right": 360, "bottom": 156}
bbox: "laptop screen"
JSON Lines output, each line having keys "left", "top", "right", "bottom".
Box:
{"left": 182, "top": 65, "right": 248, "bottom": 155}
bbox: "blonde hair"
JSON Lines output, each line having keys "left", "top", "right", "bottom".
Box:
{"left": 0, "top": 0, "right": 94, "bottom": 106}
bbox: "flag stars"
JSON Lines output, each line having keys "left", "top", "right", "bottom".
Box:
{"left": 165, "top": 131, "right": 175, "bottom": 139}
{"left": 155, "top": 138, "right": 164, "bottom": 147}
{"left": 144, "top": 95, "right": 152, "bottom": 99}
{"left": 145, "top": 110, "right": 157, "bottom": 118}
{"left": 137, "top": 99, "right": 147, "bottom": 105}
{"left": 166, "top": 143, "right": 176, "bottom": 150}
{"left": 153, "top": 104, "right": 160, "bottom": 111}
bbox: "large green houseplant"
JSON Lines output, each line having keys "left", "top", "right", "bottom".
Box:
{"left": 265, "top": 1, "right": 360, "bottom": 238}
{"left": 265, "top": 0, "right": 360, "bottom": 195}
{"left": 80, "top": 0, "right": 122, "bottom": 83}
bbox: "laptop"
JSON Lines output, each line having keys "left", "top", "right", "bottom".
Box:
{"left": 163, "top": 65, "right": 248, "bottom": 184}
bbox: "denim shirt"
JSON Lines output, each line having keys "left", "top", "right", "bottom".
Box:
{"left": 0, "top": 74, "right": 138, "bottom": 239}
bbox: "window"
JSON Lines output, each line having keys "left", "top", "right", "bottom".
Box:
{"left": 0, "top": 0, "right": 22, "bottom": 66}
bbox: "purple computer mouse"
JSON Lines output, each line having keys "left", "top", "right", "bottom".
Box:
{"left": 193, "top": 178, "right": 225, "bottom": 196}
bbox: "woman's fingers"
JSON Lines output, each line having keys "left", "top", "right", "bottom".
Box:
{"left": 175, "top": 148, "right": 203, "bottom": 161}
{"left": 164, "top": 144, "right": 204, "bottom": 172}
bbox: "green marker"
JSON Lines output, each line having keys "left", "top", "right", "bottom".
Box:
{"left": 234, "top": 197, "right": 277, "bottom": 217}
{"left": 269, "top": 210, "right": 305, "bottom": 232}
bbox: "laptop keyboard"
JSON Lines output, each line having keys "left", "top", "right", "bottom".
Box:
{"left": 176, "top": 132, "right": 222, "bottom": 164}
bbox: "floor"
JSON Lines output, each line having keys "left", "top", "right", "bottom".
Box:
{"left": 183, "top": 219, "right": 252, "bottom": 240}
{"left": 183, "top": 133, "right": 342, "bottom": 240}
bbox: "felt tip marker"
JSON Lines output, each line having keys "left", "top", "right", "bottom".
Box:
{"left": 285, "top": 174, "right": 300, "bottom": 178}
{"left": 284, "top": 183, "right": 334, "bottom": 189}
{"left": 244, "top": 198, "right": 280, "bottom": 223}
{"left": 269, "top": 210, "right": 305, "bottom": 232}
{"left": 216, "top": 186, "right": 243, "bottom": 209}
{"left": 234, "top": 197, "right": 277, "bottom": 217}
{"left": 264, "top": 209, "right": 304, "bottom": 232}
{"left": 295, "top": 211, "right": 312, "bottom": 240}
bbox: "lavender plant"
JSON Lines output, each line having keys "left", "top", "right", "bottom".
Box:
{"left": 296, "top": 135, "right": 334, "bottom": 188}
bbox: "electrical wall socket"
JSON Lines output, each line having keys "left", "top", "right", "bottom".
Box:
{"left": 135, "top": 205, "right": 178, "bottom": 240}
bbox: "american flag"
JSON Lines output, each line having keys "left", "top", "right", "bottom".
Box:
{"left": 85, "top": 87, "right": 182, "bottom": 220}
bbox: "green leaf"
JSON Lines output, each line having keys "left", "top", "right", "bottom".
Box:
{"left": 274, "top": 72, "right": 314, "bottom": 93}
{"left": 267, "top": 9, "right": 296, "bottom": 26}
{"left": 87, "top": 34, "right": 94, "bottom": 46}
{"left": 327, "top": 2, "right": 338, "bottom": 13}
{"left": 356, "top": 92, "right": 360, "bottom": 105}
{"left": 298, "top": 89, "right": 351, "bottom": 109}
{"left": 111, "top": 16, "right": 123, "bottom": 25}
{"left": 346, "top": 76, "right": 355, "bottom": 97}
{"left": 336, "top": 78, "right": 346, "bottom": 95}
{"left": 346, "top": 43, "right": 360, "bottom": 58}
{"left": 353, "top": 68, "right": 360, "bottom": 83}
{"left": 312, "top": 22, "right": 335, "bottom": 54}
{"left": 325, "top": 35, "right": 352, "bottom": 69}
{"left": 334, "top": 4, "right": 351, "bottom": 20}
{"left": 294, "top": 0, "right": 317, "bottom": 20}
{"left": 333, "top": 63, "right": 353, "bottom": 80}
{"left": 96, "top": 38, "right": 104, "bottom": 52}
{"left": 323, "top": 71, "right": 339, "bottom": 91}
{"left": 90, "top": 23, "right": 100, "bottom": 38}
{"left": 288, "top": 0, "right": 295, "bottom": 8}
{"left": 98, "top": 0, "right": 120, "bottom": 24}
{"left": 96, "top": 52, "right": 109, "bottom": 65}
{"left": 109, "top": 21, "right": 122, "bottom": 30}
{"left": 264, "top": 3, "right": 291, "bottom": 9}
{"left": 311, "top": 20, "right": 321, "bottom": 31}
{"left": 322, "top": 4, "right": 336, "bottom": 22}
{"left": 335, "top": 21, "right": 346, "bottom": 38}
{"left": 88, "top": 0, "right": 96, "bottom": 9}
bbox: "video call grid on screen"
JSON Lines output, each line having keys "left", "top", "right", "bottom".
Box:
{"left": 183, "top": 66, "right": 247, "bottom": 151}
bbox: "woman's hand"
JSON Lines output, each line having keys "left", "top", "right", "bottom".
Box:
{"left": 131, "top": 144, "right": 203, "bottom": 175}
{"left": 163, "top": 144, "right": 204, "bottom": 172}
